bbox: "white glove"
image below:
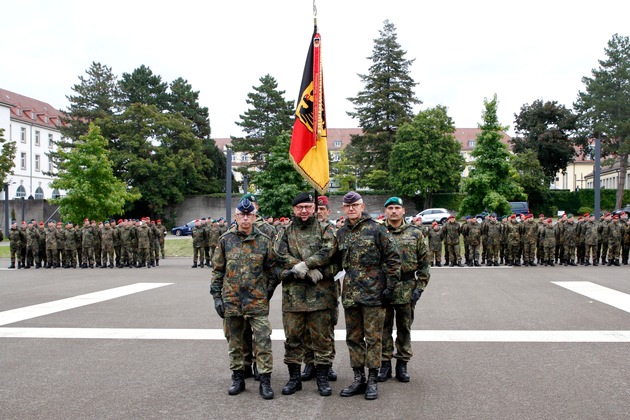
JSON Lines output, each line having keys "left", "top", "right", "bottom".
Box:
{"left": 307, "top": 269, "right": 323, "bottom": 284}
{"left": 292, "top": 261, "right": 309, "bottom": 279}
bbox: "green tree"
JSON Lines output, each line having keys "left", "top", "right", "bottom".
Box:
{"left": 347, "top": 19, "right": 420, "bottom": 178}
{"left": 389, "top": 106, "right": 465, "bottom": 207}
{"left": 61, "top": 62, "right": 121, "bottom": 142}
{"left": 0, "top": 128, "right": 17, "bottom": 184}
{"left": 460, "top": 95, "right": 526, "bottom": 216}
{"left": 574, "top": 33, "right": 630, "bottom": 209}
{"left": 330, "top": 151, "right": 358, "bottom": 191}
{"left": 252, "top": 134, "right": 309, "bottom": 217}
{"left": 169, "top": 77, "right": 211, "bottom": 139}
{"left": 511, "top": 150, "right": 549, "bottom": 212}
{"left": 512, "top": 99, "right": 577, "bottom": 184}
{"left": 50, "top": 124, "right": 139, "bottom": 222}
{"left": 119, "top": 65, "right": 169, "bottom": 109}
{"left": 231, "top": 74, "right": 294, "bottom": 173}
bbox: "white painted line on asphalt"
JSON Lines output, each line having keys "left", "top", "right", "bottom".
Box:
{"left": 0, "top": 283, "right": 173, "bottom": 326}
{"left": 1, "top": 328, "right": 630, "bottom": 342}
{"left": 552, "top": 281, "right": 630, "bottom": 313}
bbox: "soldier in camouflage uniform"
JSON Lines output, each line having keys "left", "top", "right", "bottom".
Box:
{"left": 427, "top": 222, "right": 443, "bottom": 266}
{"left": 300, "top": 195, "right": 339, "bottom": 383}
{"left": 120, "top": 220, "right": 133, "bottom": 268}
{"left": 150, "top": 220, "right": 160, "bottom": 267}
{"left": 541, "top": 218, "right": 556, "bottom": 266}
{"left": 136, "top": 218, "right": 152, "bottom": 268}
{"left": 271, "top": 192, "right": 337, "bottom": 397}
{"left": 19, "top": 221, "right": 27, "bottom": 267}
{"left": 55, "top": 221, "right": 64, "bottom": 267}
{"left": 207, "top": 220, "right": 222, "bottom": 267}
{"left": 461, "top": 217, "right": 472, "bottom": 265}
{"left": 114, "top": 220, "right": 123, "bottom": 267}
{"left": 81, "top": 219, "right": 95, "bottom": 268}
{"left": 576, "top": 216, "right": 586, "bottom": 264}
{"left": 156, "top": 219, "right": 167, "bottom": 259}
{"left": 506, "top": 215, "right": 521, "bottom": 266}
{"left": 63, "top": 222, "right": 78, "bottom": 268}
{"left": 94, "top": 221, "right": 102, "bottom": 267}
{"left": 521, "top": 214, "right": 539, "bottom": 266}
{"left": 377, "top": 197, "right": 429, "bottom": 384}
{"left": 25, "top": 220, "right": 40, "bottom": 269}
{"left": 8, "top": 220, "right": 22, "bottom": 269}
{"left": 598, "top": 214, "right": 610, "bottom": 265}
{"left": 466, "top": 217, "right": 482, "bottom": 267}
{"left": 101, "top": 220, "right": 115, "bottom": 268}
{"left": 37, "top": 222, "right": 46, "bottom": 268}
{"left": 499, "top": 217, "right": 509, "bottom": 264}
{"left": 482, "top": 213, "right": 501, "bottom": 266}
{"left": 536, "top": 214, "right": 546, "bottom": 264}
{"left": 45, "top": 220, "right": 59, "bottom": 268}
{"left": 443, "top": 215, "right": 463, "bottom": 267}
{"left": 210, "top": 199, "right": 275, "bottom": 400}
{"left": 622, "top": 215, "right": 630, "bottom": 265}
{"left": 606, "top": 215, "right": 623, "bottom": 266}
{"left": 335, "top": 191, "right": 401, "bottom": 401}
{"left": 582, "top": 214, "right": 599, "bottom": 266}
{"left": 191, "top": 220, "right": 205, "bottom": 268}
{"left": 562, "top": 214, "right": 578, "bottom": 266}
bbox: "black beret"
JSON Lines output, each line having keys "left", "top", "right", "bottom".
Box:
{"left": 292, "top": 192, "right": 313, "bottom": 206}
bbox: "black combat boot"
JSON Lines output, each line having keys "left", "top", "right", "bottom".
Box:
{"left": 258, "top": 373, "right": 274, "bottom": 400}
{"left": 474, "top": 260, "right": 481, "bottom": 267}
{"left": 155, "top": 259, "right": 159, "bottom": 266}
{"left": 529, "top": 260, "right": 537, "bottom": 267}
{"left": 395, "top": 360, "right": 410, "bottom": 382}
{"left": 199, "top": 262, "right": 204, "bottom": 268}
{"left": 614, "top": 259, "right": 620, "bottom": 266}
{"left": 376, "top": 360, "right": 391, "bottom": 382}
{"left": 365, "top": 368, "right": 379, "bottom": 400}
{"left": 607, "top": 259, "right": 613, "bottom": 266}
{"left": 548, "top": 259, "right": 555, "bottom": 267}
{"left": 340, "top": 367, "right": 366, "bottom": 397}
{"left": 242, "top": 364, "right": 253, "bottom": 379}
{"left": 436, "top": 261, "right": 442, "bottom": 267}
{"left": 570, "top": 260, "right": 577, "bottom": 266}
{"left": 281, "top": 363, "right": 302, "bottom": 395}
{"left": 316, "top": 364, "right": 332, "bottom": 396}
{"left": 328, "top": 366, "right": 337, "bottom": 381}
{"left": 228, "top": 370, "right": 246, "bottom": 395}
{"left": 9, "top": 261, "right": 15, "bottom": 269}
{"left": 301, "top": 363, "right": 316, "bottom": 381}
{"left": 191, "top": 263, "right": 197, "bottom": 268}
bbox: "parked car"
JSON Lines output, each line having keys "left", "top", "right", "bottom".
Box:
{"left": 613, "top": 205, "right": 630, "bottom": 216}
{"left": 509, "top": 201, "right": 530, "bottom": 215}
{"left": 171, "top": 220, "right": 196, "bottom": 236}
{"left": 415, "top": 208, "right": 453, "bottom": 225}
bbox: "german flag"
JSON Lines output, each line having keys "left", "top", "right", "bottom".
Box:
{"left": 289, "top": 28, "right": 329, "bottom": 194}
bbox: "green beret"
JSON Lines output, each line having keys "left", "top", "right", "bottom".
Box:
{"left": 384, "top": 196, "right": 403, "bottom": 207}
{"left": 240, "top": 193, "right": 257, "bottom": 203}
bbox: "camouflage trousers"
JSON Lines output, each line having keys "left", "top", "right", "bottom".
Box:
{"left": 283, "top": 309, "right": 335, "bottom": 366}
{"left": 26, "top": 244, "right": 39, "bottom": 266}
{"left": 344, "top": 305, "right": 385, "bottom": 369}
{"left": 544, "top": 246, "right": 555, "bottom": 262}
{"left": 565, "top": 245, "right": 576, "bottom": 262}
{"left": 508, "top": 242, "right": 521, "bottom": 263}
{"left": 585, "top": 244, "right": 597, "bottom": 263}
{"left": 64, "top": 249, "right": 78, "bottom": 267}
{"left": 137, "top": 246, "right": 149, "bottom": 266}
{"left": 102, "top": 245, "right": 115, "bottom": 266}
{"left": 468, "top": 243, "right": 480, "bottom": 262}
{"left": 224, "top": 319, "right": 255, "bottom": 367}
{"left": 192, "top": 246, "right": 203, "bottom": 265}
{"left": 224, "top": 314, "right": 272, "bottom": 374}
{"left": 523, "top": 240, "right": 536, "bottom": 263}
{"left": 485, "top": 243, "right": 499, "bottom": 263}
{"left": 607, "top": 242, "right": 620, "bottom": 261}
{"left": 46, "top": 248, "right": 59, "bottom": 267}
{"left": 303, "top": 306, "right": 338, "bottom": 365}
{"left": 382, "top": 303, "right": 413, "bottom": 363}
{"left": 10, "top": 243, "right": 22, "bottom": 263}
{"left": 159, "top": 241, "right": 165, "bottom": 259}
{"left": 82, "top": 245, "right": 94, "bottom": 266}
{"left": 429, "top": 249, "right": 441, "bottom": 265}
{"left": 445, "top": 243, "right": 461, "bottom": 264}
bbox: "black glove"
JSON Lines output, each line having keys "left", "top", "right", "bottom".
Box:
{"left": 411, "top": 288, "right": 423, "bottom": 305}
{"left": 381, "top": 287, "right": 394, "bottom": 305}
{"left": 213, "top": 297, "right": 225, "bottom": 319}
{"left": 281, "top": 268, "right": 297, "bottom": 282}
{"left": 267, "top": 287, "right": 275, "bottom": 301}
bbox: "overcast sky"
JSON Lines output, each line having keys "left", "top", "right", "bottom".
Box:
{"left": 2, "top": 0, "right": 629, "bottom": 138}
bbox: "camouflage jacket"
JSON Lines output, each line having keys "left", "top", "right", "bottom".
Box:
{"left": 207, "top": 224, "right": 222, "bottom": 247}
{"left": 45, "top": 227, "right": 59, "bottom": 250}
{"left": 210, "top": 226, "right": 274, "bottom": 317}
{"left": 606, "top": 222, "right": 623, "bottom": 242}
{"left": 8, "top": 226, "right": 22, "bottom": 247}
{"left": 583, "top": 220, "right": 599, "bottom": 246}
{"left": 156, "top": 223, "right": 167, "bottom": 244}
{"left": 541, "top": 224, "right": 556, "bottom": 248}
{"left": 254, "top": 216, "right": 276, "bottom": 238}
{"left": 81, "top": 226, "right": 95, "bottom": 247}
{"left": 136, "top": 223, "right": 152, "bottom": 248}
{"left": 101, "top": 226, "right": 115, "bottom": 247}
{"left": 623, "top": 222, "right": 630, "bottom": 245}
{"left": 272, "top": 216, "right": 338, "bottom": 312}
{"left": 25, "top": 226, "right": 40, "bottom": 247}
{"left": 427, "top": 226, "right": 443, "bottom": 251}
{"left": 466, "top": 222, "right": 482, "bottom": 246}
{"left": 562, "top": 221, "right": 578, "bottom": 246}
{"left": 335, "top": 212, "right": 401, "bottom": 308}
{"left": 522, "top": 220, "right": 539, "bottom": 243}
{"left": 63, "top": 228, "right": 78, "bottom": 250}
{"left": 506, "top": 220, "right": 521, "bottom": 244}
{"left": 192, "top": 226, "right": 205, "bottom": 247}
{"left": 442, "top": 221, "right": 461, "bottom": 245}
{"left": 386, "top": 221, "right": 430, "bottom": 304}
{"left": 483, "top": 220, "right": 502, "bottom": 245}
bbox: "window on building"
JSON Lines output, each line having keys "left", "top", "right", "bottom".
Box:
{"left": 35, "top": 155, "right": 41, "bottom": 172}
{"left": 21, "top": 127, "right": 26, "bottom": 143}
{"left": 48, "top": 134, "right": 53, "bottom": 148}
{"left": 48, "top": 156, "right": 53, "bottom": 172}
{"left": 231, "top": 154, "right": 237, "bottom": 162}
{"left": 52, "top": 189, "right": 61, "bottom": 199}
{"left": 333, "top": 140, "right": 342, "bottom": 148}
{"left": 35, "top": 131, "right": 40, "bottom": 146}
{"left": 16, "top": 185, "right": 26, "bottom": 198}
{"left": 20, "top": 152, "right": 27, "bottom": 169}
{"left": 468, "top": 141, "right": 476, "bottom": 147}
{"left": 35, "top": 187, "right": 44, "bottom": 199}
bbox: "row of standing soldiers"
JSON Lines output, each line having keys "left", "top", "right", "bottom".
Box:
{"left": 190, "top": 218, "right": 230, "bottom": 268}
{"left": 423, "top": 212, "right": 630, "bottom": 267}
{"left": 7, "top": 218, "right": 167, "bottom": 269}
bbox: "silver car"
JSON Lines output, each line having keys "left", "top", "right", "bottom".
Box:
{"left": 415, "top": 208, "right": 452, "bottom": 225}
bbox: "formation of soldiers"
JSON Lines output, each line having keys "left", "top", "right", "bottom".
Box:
{"left": 421, "top": 211, "right": 630, "bottom": 268}
{"left": 7, "top": 218, "right": 167, "bottom": 269}
{"left": 210, "top": 192, "right": 429, "bottom": 401}
{"left": 190, "top": 218, "right": 230, "bottom": 268}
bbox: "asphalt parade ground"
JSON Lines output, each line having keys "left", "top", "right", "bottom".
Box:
{"left": 1, "top": 258, "right": 629, "bottom": 420}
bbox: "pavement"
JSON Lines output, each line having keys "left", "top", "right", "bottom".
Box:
{"left": 1, "top": 258, "right": 629, "bottom": 420}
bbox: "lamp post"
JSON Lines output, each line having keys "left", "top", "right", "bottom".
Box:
{"left": 3, "top": 182, "right": 9, "bottom": 235}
